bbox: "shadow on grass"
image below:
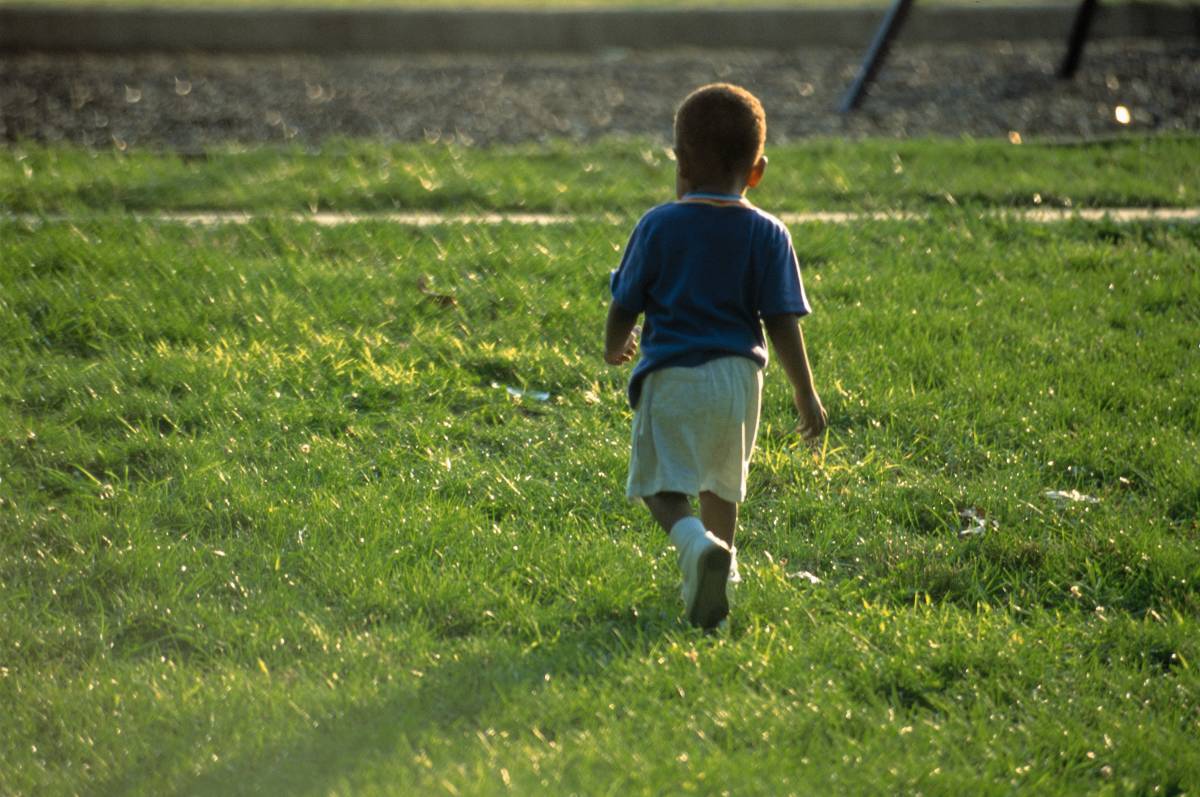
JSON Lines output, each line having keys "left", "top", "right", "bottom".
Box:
{"left": 108, "top": 614, "right": 677, "bottom": 796}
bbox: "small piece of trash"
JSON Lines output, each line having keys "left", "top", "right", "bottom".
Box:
{"left": 1045, "top": 489, "right": 1100, "bottom": 505}
{"left": 416, "top": 275, "right": 457, "bottom": 308}
{"left": 787, "top": 570, "right": 822, "bottom": 585}
{"left": 507, "top": 386, "right": 549, "bottom": 401}
{"left": 493, "top": 382, "right": 550, "bottom": 402}
{"left": 958, "top": 506, "right": 997, "bottom": 539}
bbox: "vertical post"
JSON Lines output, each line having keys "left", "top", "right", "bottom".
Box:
{"left": 838, "top": 0, "right": 915, "bottom": 113}
{"left": 1059, "top": 0, "right": 1100, "bottom": 78}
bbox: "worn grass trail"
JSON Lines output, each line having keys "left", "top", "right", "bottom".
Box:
{"left": 9, "top": 206, "right": 1200, "bottom": 228}
{"left": 2, "top": 140, "right": 1199, "bottom": 794}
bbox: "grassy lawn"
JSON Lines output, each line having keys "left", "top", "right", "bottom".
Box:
{"left": 4, "top": 136, "right": 1197, "bottom": 214}
{"left": 2, "top": 138, "right": 1199, "bottom": 794}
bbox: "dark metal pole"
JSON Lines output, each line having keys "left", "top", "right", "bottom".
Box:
{"left": 1059, "top": 0, "right": 1100, "bottom": 78}
{"left": 838, "top": 0, "right": 915, "bottom": 113}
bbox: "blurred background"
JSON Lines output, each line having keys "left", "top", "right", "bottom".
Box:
{"left": 1, "top": 0, "right": 1197, "bottom": 148}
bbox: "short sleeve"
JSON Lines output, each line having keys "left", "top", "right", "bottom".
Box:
{"left": 609, "top": 216, "right": 651, "bottom": 315}
{"left": 755, "top": 221, "right": 812, "bottom": 318}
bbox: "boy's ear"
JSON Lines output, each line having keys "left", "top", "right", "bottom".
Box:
{"left": 746, "top": 155, "right": 767, "bottom": 189}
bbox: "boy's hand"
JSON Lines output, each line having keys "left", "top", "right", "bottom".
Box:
{"left": 604, "top": 304, "right": 640, "bottom": 366}
{"left": 794, "top": 389, "right": 827, "bottom": 441}
{"left": 604, "top": 325, "right": 640, "bottom": 365}
{"left": 763, "top": 314, "right": 826, "bottom": 441}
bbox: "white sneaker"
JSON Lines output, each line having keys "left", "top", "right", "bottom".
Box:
{"left": 679, "top": 531, "right": 732, "bottom": 629}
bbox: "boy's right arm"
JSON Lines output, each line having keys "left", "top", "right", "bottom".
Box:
{"left": 604, "top": 302, "right": 640, "bottom": 365}
{"left": 763, "top": 314, "right": 827, "bottom": 440}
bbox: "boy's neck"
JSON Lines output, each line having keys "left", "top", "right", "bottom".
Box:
{"left": 676, "top": 171, "right": 748, "bottom": 200}
{"left": 675, "top": 155, "right": 766, "bottom": 200}
{"left": 680, "top": 178, "right": 746, "bottom": 198}
{"left": 685, "top": 185, "right": 745, "bottom": 198}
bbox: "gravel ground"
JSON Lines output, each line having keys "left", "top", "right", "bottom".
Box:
{"left": 2, "top": 38, "right": 1198, "bottom": 149}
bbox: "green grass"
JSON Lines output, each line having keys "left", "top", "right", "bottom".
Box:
{"left": 4, "top": 136, "right": 1198, "bottom": 216}
{"left": 2, "top": 140, "right": 1199, "bottom": 794}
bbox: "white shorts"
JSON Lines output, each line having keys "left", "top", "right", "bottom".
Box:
{"left": 626, "top": 356, "right": 763, "bottom": 505}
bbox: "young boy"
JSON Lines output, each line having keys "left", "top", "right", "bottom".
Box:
{"left": 604, "top": 83, "right": 827, "bottom": 630}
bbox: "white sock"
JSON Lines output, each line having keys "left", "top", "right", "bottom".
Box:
{"left": 728, "top": 546, "right": 741, "bottom": 584}
{"left": 668, "top": 516, "right": 707, "bottom": 553}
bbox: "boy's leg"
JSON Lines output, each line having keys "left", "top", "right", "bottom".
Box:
{"left": 699, "top": 491, "right": 737, "bottom": 547}
{"left": 700, "top": 490, "right": 741, "bottom": 585}
{"left": 645, "top": 491, "right": 731, "bottom": 629}
{"left": 644, "top": 490, "right": 710, "bottom": 554}
{"left": 642, "top": 491, "right": 693, "bottom": 534}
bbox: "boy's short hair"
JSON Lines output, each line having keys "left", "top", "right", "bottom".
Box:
{"left": 674, "top": 83, "right": 766, "bottom": 186}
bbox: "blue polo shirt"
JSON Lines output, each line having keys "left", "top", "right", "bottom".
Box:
{"left": 610, "top": 192, "right": 812, "bottom": 408}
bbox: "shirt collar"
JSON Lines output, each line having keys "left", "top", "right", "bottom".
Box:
{"left": 679, "top": 191, "right": 752, "bottom": 207}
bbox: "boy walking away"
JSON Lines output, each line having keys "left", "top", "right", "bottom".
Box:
{"left": 604, "top": 83, "right": 827, "bottom": 630}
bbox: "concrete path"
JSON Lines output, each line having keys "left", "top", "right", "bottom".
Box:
{"left": 6, "top": 207, "right": 1199, "bottom": 227}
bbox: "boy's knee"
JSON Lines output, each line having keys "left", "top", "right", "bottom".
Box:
{"left": 699, "top": 491, "right": 736, "bottom": 510}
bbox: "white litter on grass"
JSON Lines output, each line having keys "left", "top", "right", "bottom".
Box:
{"left": 1045, "top": 489, "right": 1100, "bottom": 505}
{"left": 959, "top": 520, "right": 987, "bottom": 538}
{"left": 957, "top": 507, "right": 997, "bottom": 539}
{"left": 495, "top": 383, "right": 550, "bottom": 402}
{"left": 788, "top": 570, "right": 823, "bottom": 585}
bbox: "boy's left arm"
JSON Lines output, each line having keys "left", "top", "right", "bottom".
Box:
{"left": 603, "top": 303, "right": 640, "bottom": 365}
{"left": 763, "top": 313, "right": 827, "bottom": 441}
